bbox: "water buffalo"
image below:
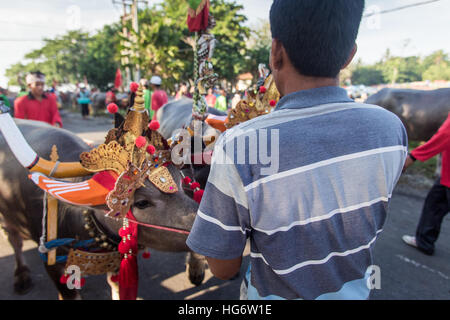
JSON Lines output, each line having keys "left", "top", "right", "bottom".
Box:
{"left": 0, "top": 119, "right": 206, "bottom": 299}
{"left": 89, "top": 92, "right": 129, "bottom": 115}
{"left": 156, "top": 97, "right": 226, "bottom": 140}
{"left": 365, "top": 88, "right": 450, "bottom": 141}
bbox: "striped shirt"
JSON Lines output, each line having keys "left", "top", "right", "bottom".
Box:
{"left": 186, "top": 86, "right": 408, "bottom": 300}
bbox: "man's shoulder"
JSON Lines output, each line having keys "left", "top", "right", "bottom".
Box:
{"left": 15, "top": 94, "right": 30, "bottom": 106}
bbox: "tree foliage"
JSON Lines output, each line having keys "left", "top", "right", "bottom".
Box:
{"left": 348, "top": 49, "right": 450, "bottom": 85}
{"left": 6, "top": 26, "right": 121, "bottom": 90}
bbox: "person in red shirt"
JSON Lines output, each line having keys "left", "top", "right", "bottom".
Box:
{"left": 14, "top": 71, "right": 62, "bottom": 127}
{"left": 150, "top": 76, "right": 168, "bottom": 120}
{"left": 205, "top": 88, "right": 216, "bottom": 108}
{"left": 402, "top": 113, "right": 450, "bottom": 255}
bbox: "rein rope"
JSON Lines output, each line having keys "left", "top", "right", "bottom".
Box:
{"left": 125, "top": 218, "right": 190, "bottom": 235}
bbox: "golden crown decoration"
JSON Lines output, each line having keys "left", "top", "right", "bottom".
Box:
{"left": 225, "top": 74, "right": 280, "bottom": 129}
{"left": 81, "top": 84, "right": 177, "bottom": 218}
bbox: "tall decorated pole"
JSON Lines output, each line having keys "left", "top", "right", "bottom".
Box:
{"left": 187, "top": 0, "right": 218, "bottom": 116}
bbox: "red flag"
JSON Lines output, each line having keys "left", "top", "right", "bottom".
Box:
{"left": 187, "top": 0, "right": 210, "bottom": 32}
{"left": 114, "top": 68, "right": 122, "bottom": 89}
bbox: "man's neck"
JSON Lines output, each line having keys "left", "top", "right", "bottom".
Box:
{"left": 279, "top": 71, "right": 339, "bottom": 97}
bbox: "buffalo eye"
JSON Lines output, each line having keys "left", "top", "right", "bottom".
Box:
{"left": 134, "top": 200, "right": 152, "bottom": 209}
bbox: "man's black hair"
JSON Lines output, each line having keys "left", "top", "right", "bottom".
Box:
{"left": 270, "top": 0, "right": 365, "bottom": 78}
{"left": 30, "top": 70, "right": 45, "bottom": 77}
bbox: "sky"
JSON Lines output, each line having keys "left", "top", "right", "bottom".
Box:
{"left": 0, "top": 0, "right": 449, "bottom": 87}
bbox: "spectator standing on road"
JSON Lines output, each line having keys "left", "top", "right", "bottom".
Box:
{"left": 106, "top": 87, "right": 118, "bottom": 106}
{"left": 150, "top": 76, "right": 168, "bottom": 120}
{"left": 186, "top": 0, "right": 408, "bottom": 300}
{"left": 402, "top": 113, "right": 450, "bottom": 255}
{"left": 176, "top": 82, "right": 192, "bottom": 100}
{"left": 214, "top": 88, "right": 227, "bottom": 112}
{"left": 77, "top": 84, "right": 91, "bottom": 120}
{"left": 205, "top": 88, "right": 216, "bottom": 108}
{"left": 0, "top": 87, "right": 11, "bottom": 108}
{"left": 14, "top": 71, "right": 62, "bottom": 128}
{"left": 139, "top": 79, "right": 153, "bottom": 118}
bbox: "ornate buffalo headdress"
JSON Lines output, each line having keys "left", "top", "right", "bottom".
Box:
{"left": 30, "top": 85, "right": 181, "bottom": 219}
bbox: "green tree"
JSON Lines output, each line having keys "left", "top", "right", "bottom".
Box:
{"left": 421, "top": 50, "right": 450, "bottom": 81}
{"left": 245, "top": 19, "right": 272, "bottom": 80}
{"left": 351, "top": 66, "right": 384, "bottom": 85}
{"left": 81, "top": 24, "right": 122, "bottom": 90}
{"left": 124, "top": 0, "right": 250, "bottom": 91}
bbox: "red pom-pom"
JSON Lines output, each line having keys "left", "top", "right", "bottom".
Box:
{"left": 269, "top": 100, "right": 277, "bottom": 107}
{"left": 259, "top": 86, "right": 267, "bottom": 93}
{"left": 107, "top": 103, "right": 119, "bottom": 114}
{"left": 142, "top": 251, "right": 151, "bottom": 259}
{"left": 60, "top": 274, "right": 69, "bottom": 284}
{"left": 130, "top": 82, "right": 139, "bottom": 93}
{"left": 110, "top": 274, "right": 119, "bottom": 283}
{"left": 148, "top": 120, "right": 160, "bottom": 131}
{"left": 190, "top": 182, "right": 200, "bottom": 190}
{"left": 135, "top": 136, "right": 147, "bottom": 148}
{"left": 146, "top": 144, "right": 156, "bottom": 155}
{"left": 193, "top": 189, "right": 204, "bottom": 203}
{"left": 183, "top": 177, "right": 192, "bottom": 185}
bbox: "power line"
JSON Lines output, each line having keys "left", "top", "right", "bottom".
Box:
{"left": 363, "top": 0, "right": 444, "bottom": 18}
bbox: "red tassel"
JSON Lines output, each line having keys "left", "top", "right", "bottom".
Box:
{"left": 118, "top": 241, "right": 131, "bottom": 254}
{"left": 193, "top": 189, "right": 204, "bottom": 203}
{"left": 60, "top": 274, "right": 68, "bottom": 284}
{"left": 259, "top": 86, "right": 267, "bottom": 93}
{"left": 118, "top": 210, "right": 139, "bottom": 300}
{"left": 74, "top": 278, "right": 86, "bottom": 288}
{"left": 142, "top": 251, "right": 151, "bottom": 259}
{"left": 119, "top": 253, "right": 138, "bottom": 300}
{"left": 118, "top": 227, "right": 129, "bottom": 237}
{"left": 269, "top": 100, "right": 277, "bottom": 107}
{"left": 110, "top": 274, "right": 119, "bottom": 283}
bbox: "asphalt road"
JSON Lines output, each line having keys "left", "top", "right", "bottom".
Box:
{"left": 0, "top": 111, "right": 449, "bottom": 300}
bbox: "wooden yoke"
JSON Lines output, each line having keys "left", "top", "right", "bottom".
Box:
{"left": 29, "top": 158, "right": 91, "bottom": 178}
{"left": 46, "top": 145, "right": 59, "bottom": 265}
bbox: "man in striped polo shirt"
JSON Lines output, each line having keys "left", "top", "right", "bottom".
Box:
{"left": 186, "top": 0, "right": 408, "bottom": 300}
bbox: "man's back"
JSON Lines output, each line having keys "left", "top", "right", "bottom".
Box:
{"left": 187, "top": 87, "right": 408, "bottom": 299}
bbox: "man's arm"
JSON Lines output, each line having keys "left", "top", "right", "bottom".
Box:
{"left": 14, "top": 98, "right": 26, "bottom": 119}
{"left": 410, "top": 116, "right": 450, "bottom": 162}
{"left": 206, "top": 256, "right": 242, "bottom": 280}
{"left": 186, "top": 138, "right": 250, "bottom": 280}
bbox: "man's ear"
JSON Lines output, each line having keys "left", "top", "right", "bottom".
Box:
{"left": 270, "top": 38, "right": 284, "bottom": 72}
{"left": 342, "top": 43, "right": 358, "bottom": 70}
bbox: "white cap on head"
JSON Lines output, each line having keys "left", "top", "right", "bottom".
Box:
{"left": 150, "top": 76, "right": 162, "bottom": 86}
{"left": 26, "top": 73, "right": 45, "bottom": 85}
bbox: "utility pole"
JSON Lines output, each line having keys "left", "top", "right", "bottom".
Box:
{"left": 131, "top": 0, "right": 141, "bottom": 81}
{"left": 113, "top": 0, "right": 147, "bottom": 87}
